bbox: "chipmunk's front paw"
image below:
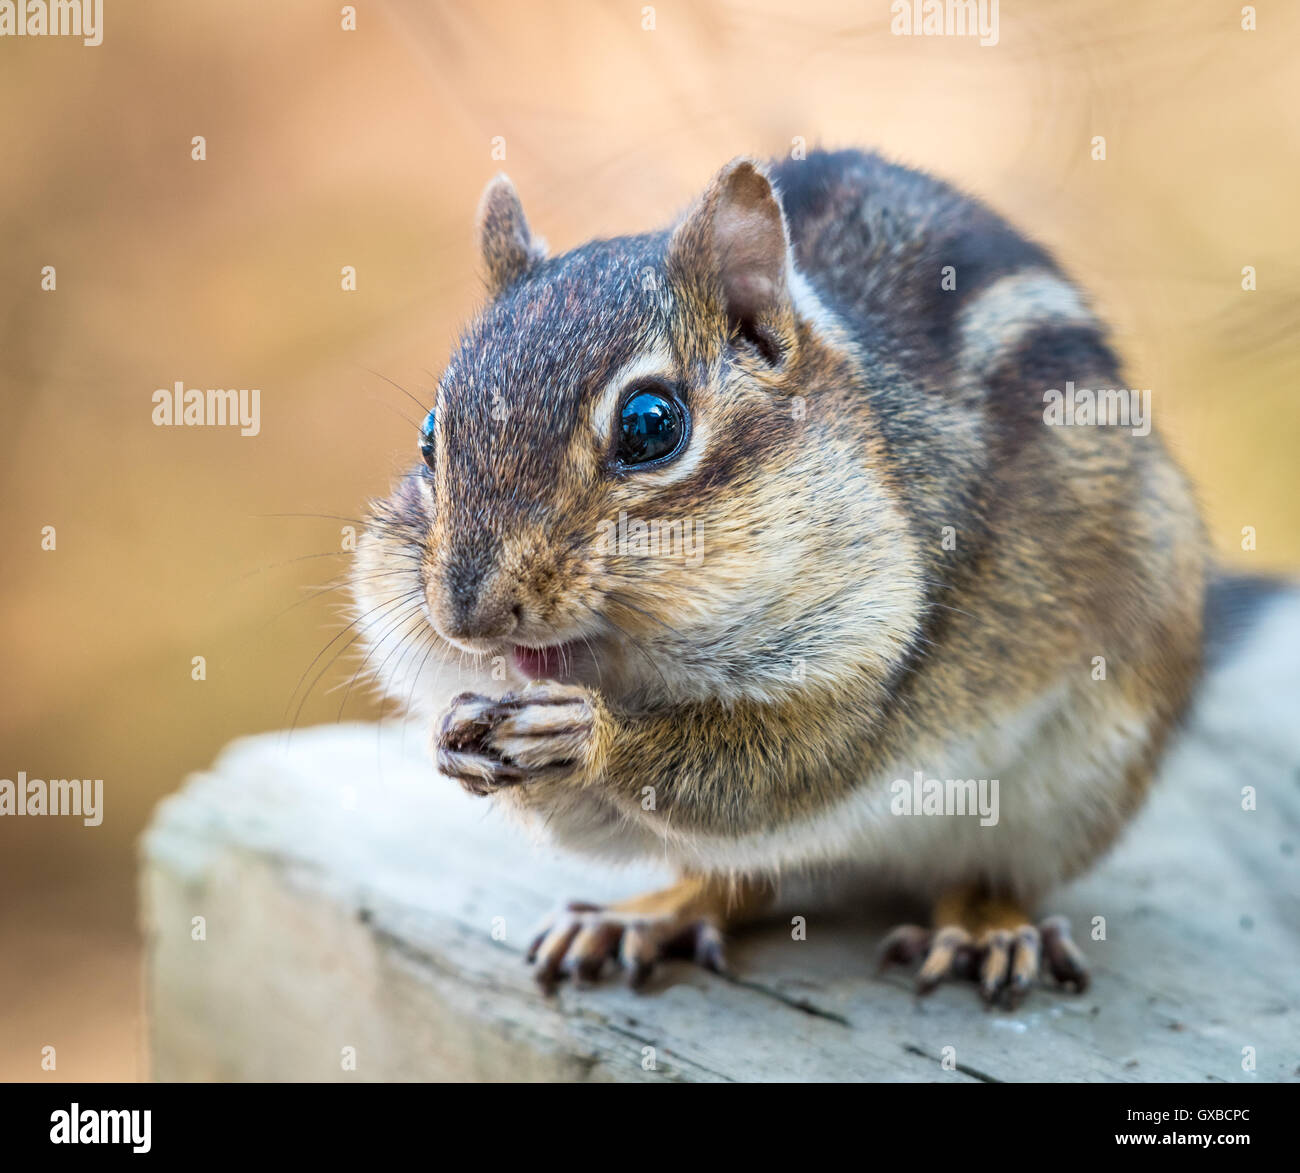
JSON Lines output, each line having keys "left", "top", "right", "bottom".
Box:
{"left": 435, "top": 682, "right": 603, "bottom": 796}
{"left": 526, "top": 900, "right": 727, "bottom": 993}
{"left": 878, "top": 913, "right": 1089, "bottom": 1009}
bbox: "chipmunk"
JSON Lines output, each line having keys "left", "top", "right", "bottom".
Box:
{"left": 352, "top": 149, "right": 1206, "bottom": 1006}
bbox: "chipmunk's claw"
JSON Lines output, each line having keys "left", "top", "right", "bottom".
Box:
{"left": 876, "top": 923, "right": 932, "bottom": 970}
{"left": 526, "top": 901, "right": 727, "bottom": 994}
{"left": 878, "top": 916, "right": 1087, "bottom": 1007}
{"left": 1040, "top": 914, "right": 1090, "bottom": 993}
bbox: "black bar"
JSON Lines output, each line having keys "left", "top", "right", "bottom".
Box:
{"left": 0, "top": 1080, "right": 1289, "bottom": 1159}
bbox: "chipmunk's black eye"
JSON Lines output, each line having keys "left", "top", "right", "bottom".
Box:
{"left": 419, "top": 408, "right": 436, "bottom": 469}
{"left": 616, "top": 387, "right": 687, "bottom": 468}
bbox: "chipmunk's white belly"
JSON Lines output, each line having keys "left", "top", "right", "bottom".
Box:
{"left": 654, "top": 683, "right": 1155, "bottom": 901}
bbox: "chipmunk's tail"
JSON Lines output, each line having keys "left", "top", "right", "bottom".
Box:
{"left": 1202, "top": 571, "right": 1290, "bottom": 669}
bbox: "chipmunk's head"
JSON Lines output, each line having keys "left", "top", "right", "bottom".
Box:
{"left": 355, "top": 160, "right": 923, "bottom": 709}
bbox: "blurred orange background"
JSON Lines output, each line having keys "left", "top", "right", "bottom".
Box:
{"left": 2, "top": 0, "right": 1297, "bottom": 1080}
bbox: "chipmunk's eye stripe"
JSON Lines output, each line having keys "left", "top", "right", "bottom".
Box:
{"left": 615, "top": 385, "right": 688, "bottom": 468}
{"left": 419, "top": 408, "right": 437, "bottom": 469}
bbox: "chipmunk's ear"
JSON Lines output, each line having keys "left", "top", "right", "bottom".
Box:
{"left": 670, "top": 158, "right": 795, "bottom": 363}
{"left": 476, "top": 173, "right": 546, "bottom": 297}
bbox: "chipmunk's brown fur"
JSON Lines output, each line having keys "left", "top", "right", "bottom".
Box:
{"left": 353, "top": 149, "right": 1206, "bottom": 1005}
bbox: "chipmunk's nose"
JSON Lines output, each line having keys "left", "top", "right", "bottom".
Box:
{"left": 430, "top": 562, "right": 521, "bottom": 646}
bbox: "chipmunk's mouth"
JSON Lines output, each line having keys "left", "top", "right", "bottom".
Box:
{"left": 512, "top": 641, "right": 583, "bottom": 680}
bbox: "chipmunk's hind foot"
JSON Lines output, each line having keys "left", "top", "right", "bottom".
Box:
{"left": 526, "top": 874, "right": 773, "bottom": 994}
{"left": 526, "top": 898, "right": 727, "bottom": 993}
{"left": 877, "top": 894, "right": 1089, "bottom": 1008}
